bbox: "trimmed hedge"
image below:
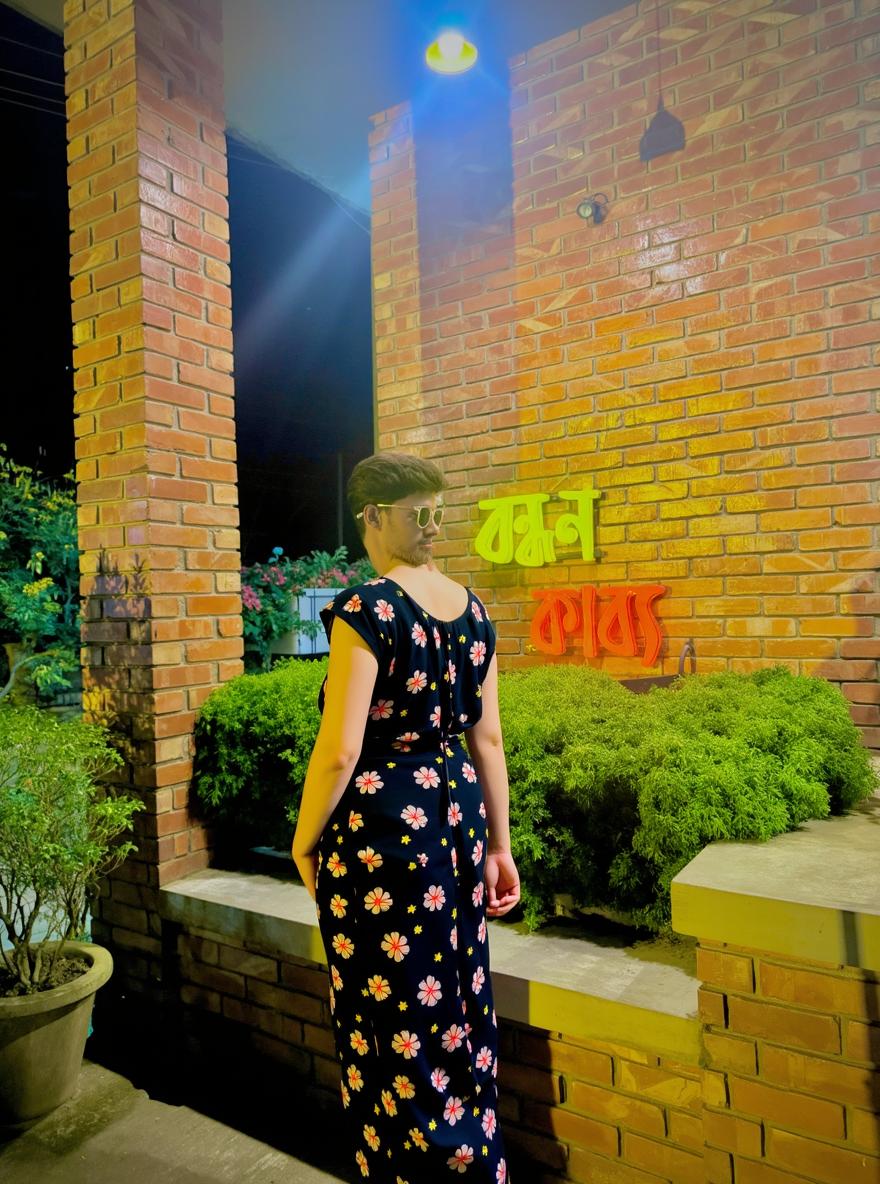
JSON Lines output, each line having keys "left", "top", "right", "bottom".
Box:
{"left": 193, "top": 664, "right": 876, "bottom": 928}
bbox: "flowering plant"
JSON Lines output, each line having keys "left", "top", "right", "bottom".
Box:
{"left": 240, "top": 546, "right": 375, "bottom": 672}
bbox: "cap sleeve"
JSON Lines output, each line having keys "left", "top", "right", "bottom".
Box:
{"left": 469, "top": 592, "right": 496, "bottom": 674}
{"left": 319, "top": 583, "right": 395, "bottom": 662}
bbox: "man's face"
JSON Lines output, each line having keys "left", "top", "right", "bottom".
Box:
{"left": 380, "top": 492, "right": 442, "bottom": 567}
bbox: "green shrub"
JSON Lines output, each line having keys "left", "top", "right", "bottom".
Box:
{"left": 193, "top": 658, "right": 328, "bottom": 851}
{"left": 193, "top": 662, "right": 877, "bottom": 928}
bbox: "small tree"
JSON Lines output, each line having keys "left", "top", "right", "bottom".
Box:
{"left": 0, "top": 707, "right": 143, "bottom": 995}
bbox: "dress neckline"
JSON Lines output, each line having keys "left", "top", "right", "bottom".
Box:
{"left": 378, "top": 576, "right": 471, "bottom": 626}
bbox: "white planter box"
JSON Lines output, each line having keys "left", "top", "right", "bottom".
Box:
{"left": 270, "top": 587, "right": 341, "bottom": 658}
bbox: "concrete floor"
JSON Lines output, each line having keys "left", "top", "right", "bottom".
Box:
{"left": 0, "top": 1062, "right": 349, "bottom": 1184}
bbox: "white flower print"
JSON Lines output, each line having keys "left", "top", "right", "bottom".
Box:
{"left": 469, "top": 640, "right": 487, "bottom": 666}
{"left": 357, "top": 846, "right": 383, "bottom": 872}
{"left": 393, "top": 731, "right": 420, "bottom": 752}
{"left": 414, "top": 766, "right": 441, "bottom": 789}
{"left": 472, "top": 839, "right": 484, "bottom": 866}
{"left": 462, "top": 762, "right": 477, "bottom": 784}
{"left": 431, "top": 1067, "right": 450, "bottom": 1093}
{"left": 448, "top": 660, "right": 457, "bottom": 685}
{"left": 471, "top": 600, "right": 483, "bottom": 622}
{"left": 447, "top": 801, "right": 463, "bottom": 826}
{"left": 369, "top": 700, "right": 394, "bottom": 721}
{"left": 406, "top": 670, "right": 427, "bottom": 694}
{"left": 450, "top": 925, "right": 458, "bottom": 950}
{"left": 424, "top": 884, "right": 446, "bottom": 911}
{"left": 451, "top": 847, "right": 457, "bottom": 869}
{"left": 343, "top": 594, "right": 362, "bottom": 613}
{"left": 433, "top": 625, "right": 442, "bottom": 648}
{"left": 388, "top": 657, "right": 395, "bottom": 675}
{"left": 443, "top": 1096, "right": 465, "bottom": 1125}
{"left": 442, "top": 1024, "right": 465, "bottom": 1052}
{"left": 476, "top": 1047, "right": 493, "bottom": 1072}
{"left": 430, "top": 704, "right": 442, "bottom": 728}
{"left": 448, "top": 1145, "right": 474, "bottom": 1173}
{"left": 472, "top": 966, "right": 486, "bottom": 994}
{"left": 418, "top": 975, "right": 443, "bottom": 1006}
{"left": 374, "top": 599, "right": 395, "bottom": 622}
{"left": 496, "top": 1158, "right": 507, "bottom": 1183}
{"left": 355, "top": 770, "right": 384, "bottom": 795}
{"left": 482, "top": 1108, "right": 497, "bottom": 1137}
{"left": 391, "top": 1030, "right": 420, "bottom": 1058}
{"left": 401, "top": 804, "right": 428, "bottom": 829}
{"left": 417, "top": 852, "right": 429, "bottom": 867}
{"left": 472, "top": 882, "right": 484, "bottom": 907}
{"left": 364, "top": 887, "right": 393, "bottom": 914}
{"left": 479, "top": 801, "right": 487, "bottom": 818}
{"left": 459, "top": 712, "right": 469, "bottom": 724}
{"left": 411, "top": 622, "right": 428, "bottom": 647}
{"left": 477, "top": 918, "right": 487, "bottom": 944}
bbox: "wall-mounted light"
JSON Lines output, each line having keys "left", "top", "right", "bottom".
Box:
{"left": 576, "top": 193, "right": 609, "bottom": 224}
{"left": 425, "top": 31, "right": 478, "bottom": 75}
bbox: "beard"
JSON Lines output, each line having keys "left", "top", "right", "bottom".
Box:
{"left": 390, "top": 539, "right": 434, "bottom": 567}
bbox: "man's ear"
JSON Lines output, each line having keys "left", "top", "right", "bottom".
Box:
{"left": 364, "top": 505, "right": 381, "bottom": 530}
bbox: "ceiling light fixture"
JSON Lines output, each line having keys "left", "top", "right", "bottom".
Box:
{"left": 425, "top": 31, "right": 478, "bottom": 75}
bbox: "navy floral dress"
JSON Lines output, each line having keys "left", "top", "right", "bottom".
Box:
{"left": 314, "top": 576, "right": 509, "bottom": 1184}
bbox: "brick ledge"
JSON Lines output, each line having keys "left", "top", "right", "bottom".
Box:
{"left": 160, "top": 870, "right": 701, "bottom": 1062}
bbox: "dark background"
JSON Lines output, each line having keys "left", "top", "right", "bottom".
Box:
{"left": 0, "top": 2, "right": 374, "bottom": 565}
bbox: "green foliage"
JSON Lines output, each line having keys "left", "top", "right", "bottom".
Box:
{"left": 0, "top": 707, "right": 143, "bottom": 994}
{"left": 0, "top": 445, "right": 80, "bottom": 702}
{"left": 193, "top": 658, "right": 329, "bottom": 850}
{"left": 500, "top": 666, "right": 877, "bottom": 931}
{"left": 193, "top": 662, "right": 877, "bottom": 930}
{"left": 241, "top": 547, "right": 375, "bottom": 672}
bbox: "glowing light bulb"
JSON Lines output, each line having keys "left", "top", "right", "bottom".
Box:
{"left": 425, "top": 30, "right": 478, "bottom": 75}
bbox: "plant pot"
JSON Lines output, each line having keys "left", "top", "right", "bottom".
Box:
{"left": 0, "top": 941, "right": 113, "bottom": 1129}
{"left": 270, "top": 587, "right": 340, "bottom": 658}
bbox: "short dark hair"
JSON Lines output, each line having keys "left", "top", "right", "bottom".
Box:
{"left": 348, "top": 452, "right": 446, "bottom": 537}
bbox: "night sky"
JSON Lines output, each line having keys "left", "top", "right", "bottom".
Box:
{"left": 0, "top": 2, "right": 374, "bottom": 565}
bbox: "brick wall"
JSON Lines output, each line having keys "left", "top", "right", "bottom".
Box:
{"left": 370, "top": 0, "right": 880, "bottom": 746}
{"left": 698, "top": 942, "right": 879, "bottom": 1183}
{"left": 64, "top": 0, "right": 242, "bottom": 991}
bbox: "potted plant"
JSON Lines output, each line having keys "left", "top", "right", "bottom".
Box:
{"left": 0, "top": 706, "right": 143, "bottom": 1128}
{"left": 0, "top": 446, "right": 80, "bottom": 705}
{"left": 241, "top": 546, "right": 374, "bottom": 671}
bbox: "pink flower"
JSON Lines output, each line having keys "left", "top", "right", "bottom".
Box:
{"left": 448, "top": 661, "right": 457, "bottom": 685}
{"left": 430, "top": 705, "right": 442, "bottom": 729}
{"left": 418, "top": 976, "right": 443, "bottom": 1007}
{"left": 401, "top": 804, "right": 428, "bottom": 829}
{"left": 391, "top": 1030, "right": 420, "bottom": 1058}
{"left": 414, "top": 766, "right": 440, "bottom": 789}
{"left": 369, "top": 700, "right": 394, "bottom": 720}
{"left": 471, "top": 600, "right": 483, "bottom": 622}
{"left": 462, "top": 762, "right": 477, "bottom": 783}
{"left": 406, "top": 670, "right": 428, "bottom": 694}
{"left": 374, "top": 599, "right": 395, "bottom": 622}
{"left": 393, "top": 731, "right": 420, "bottom": 753}
{"left": 450, "top": 925, "right": 458, "bottom": 950}
{"left": 469, "top": 640, "right": 487, "bottom": 666}
{"left": 441, "top": 1024, "right": 465, "bottom": 1052}
{"left": 355, "top": 770, "right": 384, "bottom": 795}
{"left": 424, "top": 884, "right": 446, "bottom": 911}
{"left": 472, "top": 966, "right": 486, "bottom": 995}
{"left": 482, "top": 1108, "right": 497, "bottom": 1137}
{"left": 476, "top": 1047, "right": 493, "bottom": 1072}
{"left": 431, "top": 1067, "right": 450, "bottom": 1092}
{"left": 433, "top": 626, "right": 441, "bottom": 648}
{"left": 443, "top": 1096, "right": 465, "bottom": 1125}
{"left": 477, "top": 918, "right": 487, "bottom": 944}
{"left": 497, "top": 1158, "right": 507, "bottom": 1183}
{"left": 447, "top": 802, "right": 463, "bottom": 826}
{"left": 241, "top": 585, "right": 261, "bottom": 611}
{"left": 343, "top": 594, "right": 362, "bottom": 613}
{"left": 412, "top": 623, "right": 428, "bottom": 647}
{"left": 472, "top": 839, "right": 484, "bottom": 866}
{"left": 472, "top": 883, "right": 484, "bottom": 907}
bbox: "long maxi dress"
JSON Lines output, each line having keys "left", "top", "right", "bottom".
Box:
{"left": 314, "top": 576, "right": 509, "bottom": 1184}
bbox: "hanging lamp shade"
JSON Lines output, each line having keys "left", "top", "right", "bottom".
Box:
{"left": 639, "top": 95, "right": 685, "bottom": 162}
{"left": 425, "top": 31, "right": 478, "bottom": 75}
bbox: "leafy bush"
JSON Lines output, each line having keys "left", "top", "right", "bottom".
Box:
{"left": 193, "top": 663, "right": 877, "bottom": 928}
{"left": 0, "top": 707, "right": 142, "bottom": 994}
{"left": 500, "top": 666, "right": 877, "bottom": 930}
{"left": 0, "top": 445, "right": 80, "bottom": 701}
{"left": 193, "top": 658, "right": 328, "bottom": 850}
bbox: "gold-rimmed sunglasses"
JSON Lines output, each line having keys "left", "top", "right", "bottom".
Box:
{"left": 357, "top": 503, "right": 444, "bottom": 529}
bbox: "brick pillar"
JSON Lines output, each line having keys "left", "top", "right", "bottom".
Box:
{"left": 64, "top": 0, "right": 242, "bottom": 991}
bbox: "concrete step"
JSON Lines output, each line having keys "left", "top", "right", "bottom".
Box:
{"left": 0, "top": 1062, "right": 348, "bottom": 1184}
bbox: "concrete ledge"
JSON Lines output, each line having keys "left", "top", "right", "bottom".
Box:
{"left": 160, "top": 871, "right": 701, "bottom": 1063}
{"left": 671, "top": 793, "right": 880, "bottom": 971}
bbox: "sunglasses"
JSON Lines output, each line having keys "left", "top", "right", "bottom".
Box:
{"left": 358, "top": 503, "right": 444, "bottom": 529}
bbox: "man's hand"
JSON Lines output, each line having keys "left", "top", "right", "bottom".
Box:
{"left": 484, "top": 851, "right": 520, "bottom": 918}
